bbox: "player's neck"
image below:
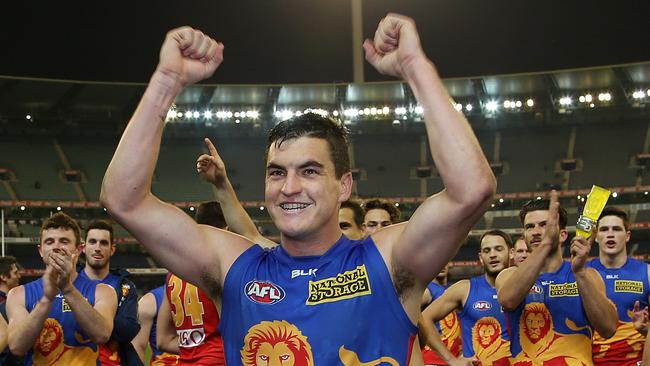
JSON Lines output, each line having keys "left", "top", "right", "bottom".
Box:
{"left": 599, "top": 251, "right": 627, "bottom": 269}
{"left": 484, "top": 273, "right": 497, "bottom": 287}
{"left": 541, "top": 246, "right": 564, "bottom": 274}
{"left": 84, "top": 264, "right": 109, "bottom": 281}
{"left": 0, "top": 283, "right": 9, "bottom": 294}
{"left": 281, "top": 226, "right": 343, "bottom": 257}
{"left": 434, "top": 277, "right": 447, "bottom": 286}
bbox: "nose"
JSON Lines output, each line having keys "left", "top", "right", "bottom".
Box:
{"left": 280, "top": 171, "right": 302, "bottom": 196}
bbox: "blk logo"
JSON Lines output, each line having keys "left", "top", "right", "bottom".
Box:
{"left": 291, "top": 268, "right": 318, "bottom": 278}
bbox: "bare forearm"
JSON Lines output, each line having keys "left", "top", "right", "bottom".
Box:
{"left": 575, "top": 270, "right": 617, "bottom": 338}
{"left": 158, "top": 333, "right": 180, "bottom": 354}
{"left": 214, "top": 178, "right": 261, "bottom": 241}
{"left": 101, "top": 71, "right": 182, "bottom": 211}
{"left": 65, "top": 289, "right": 112, "bottom": 344}
{"left": 9, "top": 298, "right": 52, "bottom": 355}
{"left": 498, "top": 245, "right": 551, "bottom": 310}
{"left": 403, "top": 58, "right": 494, "bottom": 201}
{"left": 420, "top": 320, "right": 454, "bottom": 362}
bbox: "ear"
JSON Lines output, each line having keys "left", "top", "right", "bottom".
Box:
{"left": 338, "top": 172, "right": 353, "bottom": 203}
{"left": 110, "top": 244, "right": 116, "bottom": 257}
{"left": 38, "top": 244, "right": 44, "bottom": 259}
{"left": 625, "top": 230, "right": 631, "bottom": 243}
{"left": 559, "top": 229, "right": 569, "bottom": 244}
{"left": 478, "top": 254, "right": 484, "bottom": 266}
{"left": 509, "top": 248, "right": 515, "bottom": 260}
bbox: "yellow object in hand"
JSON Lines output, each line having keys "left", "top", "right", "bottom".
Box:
{"left": 576, "top": 185, "right": 611, "bottom": 238}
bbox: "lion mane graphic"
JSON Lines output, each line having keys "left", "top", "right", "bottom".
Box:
{"left": 338, "top": 346, "right": 399, "bottom": 366}
{"left": 241, "top": 320, "right": 314, "bottom": 366}
{"left": 513, "top": 302, "right": 592, "bottom": 366}
{"left": 33, "top": 318, "right": 98, "bottom": 366}
{"left": 471, "top": 317, "right": 510, "bottom": 366}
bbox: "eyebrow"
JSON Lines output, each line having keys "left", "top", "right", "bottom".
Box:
{"left": 266, "top": 160, "right": 325, "bottom": 170}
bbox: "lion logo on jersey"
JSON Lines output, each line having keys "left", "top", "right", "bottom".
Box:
{"left": 241, "top": 320, "right": 314, "bottom": 366}
{"left": 514, "top": 302, "right": 592, "bottom": 365}
{"left": 471, "top": 317, "right": 510, "bottom": 365}
{"left": 33, "top": 318, "right": 97, "bottom": 365}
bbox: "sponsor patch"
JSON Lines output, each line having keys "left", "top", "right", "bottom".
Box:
{"left": 615, "top": 280, "right": 643, "bottom": 294}
{"left": 306, "top": 265, "right": 371, "bottom": 305}
{"left": 177, "top": 327, "right": 206, "bottom": 348}
{"left": 473, "top": 300, "right": 492, "bottom": 311}
{"left": 245, "top": 280, "right": 285, "bottom": 305}
{"left": 62, "top": 298, "right": 71, "bottom": 312}
{"left": 549, "top": 282, "right": 578, "bottom": 297}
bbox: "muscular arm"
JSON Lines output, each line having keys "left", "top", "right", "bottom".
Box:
{"left": 100, "top": 28, "right": 252, "bottom": 295}
{"left": 366, "top": 15, "right": 494, "bottom": 307}
{"left": 6, "top": 286, "right": 52, "bottom": 356}
{"left": 418, "top": 281, "right": 468, "bottom": 362}
{"left": 156, "top": 291, "right": 179, "bottom": 354}
{"left": 132, "top": 293, "right": 155, "bottom": 362}
{"left": 65, "top": 283, "right": 117, "bottom": 344}
{"left": 575, "top": 268, "right": 617, "bottom": 338}
{"left": 496, "top": 243, "right": 552, "bottom": 311}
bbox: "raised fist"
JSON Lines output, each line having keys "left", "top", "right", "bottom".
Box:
{"left": 157, "top": 27, "right": 224, "bottom": 87}
{"left": 363, "top": 13, "right": 426, "bottom": 78}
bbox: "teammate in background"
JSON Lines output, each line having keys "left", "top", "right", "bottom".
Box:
{"left": 78, "top": 220, "right": 142, "bottom": 365}
{"left": 587, "top": 207, "right": 650, "bottom": 365}
{"left": 419, "top": 264, "right": 463, "bottom": 365}
{"left": 510, "top": 236, "right": 530, "bottom": 267}
{"left": 132, "top": 286, "right": 179, "bottom": 365}
{"left": 0, "top": 257, "right": 21, "bottom": 304}
{"left": 6, "top": 212, "right": 117, "bottom": 365}
{"left": 420, "top": 230, "right": 512, "bottom": 365}
{"left": 156, "top": 202, "right": 226, "bottom": 365}
{"left": 340, "top": 199, "right": 366, "bottom": 240}
{"left": 101, "top": 13, "right": 495, "bottom": 364}
{"left": 362, "top": 198, "right": 401, "bottom": 236}
{"left": 0, "top": 256, "right": 22, "bottom": 365}
{"left": 196, "top": 138, "right": 277, "bottom": 248}
{"left": 496, "top": 194, "right": 617, "bottom": 365}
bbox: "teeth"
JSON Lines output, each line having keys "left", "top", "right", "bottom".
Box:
{"left": 281, "top": 203, "right": 309, "bottom": 210}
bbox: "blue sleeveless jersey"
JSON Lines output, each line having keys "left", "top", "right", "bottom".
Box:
{"left": 422, "top": 282, "right": 462, "bottom": 364}
{"left": 149, "top": 285, "right": 165, "bottom": 358}
{"left": 587, "top": 257, "right": 650, "bottom": 366}
{"left": 458, "top": 275, "right": 510, "bottom": 365}
{"left": 220, "top": 235, "right": 418, "bottom": 365}
{"left": 507, "top": 261, "right": 593, "bottom": 366}
{"left": 24, "top": 275, "right": 99, "bottom": 365}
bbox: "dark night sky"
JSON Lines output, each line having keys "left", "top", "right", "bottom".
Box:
{"left": 1, "top": 1, "right": 649, "bottom": 84}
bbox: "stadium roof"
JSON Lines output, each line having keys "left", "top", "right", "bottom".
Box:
{"left": 1, "top": 1, "right": 649, "bottom": 84}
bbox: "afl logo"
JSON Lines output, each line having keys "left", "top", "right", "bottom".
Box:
{"left": 245, "top": 280, "right": 286, "bottom": 305}
{"left": 530, "top": 284, "right": 543, "bottom": 294}
{"left": 473, "top": 301, "right": 492, "bottom": 311}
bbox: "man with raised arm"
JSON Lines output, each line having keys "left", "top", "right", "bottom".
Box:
{"left": 101, "top": 14, "right": 495, "bottom": 364}
{"left": 496, "top": 194, "right": 618, "bottom": 365}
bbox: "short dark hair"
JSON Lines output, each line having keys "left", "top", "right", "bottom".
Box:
{"left": 598, "top": 206, "right": 630, "bottom": 231}
{"left": 266, "top": 113, "right": 350, "bottom": 178}
{"left": 519, "top": 199, "right": 568, "bottom": 229}
{"left": 41, "top": 212, "right": 81, "bottom": 245}
{"left": 195, "top": 201, "right": 227, "bottom": 229}
{"left": 479, "top": 229, "right": 513, "bottom": 249}
{"left": 340, "top": 199, "right": 365, "bottom": 228}
{"left": 86, "top": 220, "right": 114, "bottom": 245}
{"left": 364, "top": 199, "right": 401, "bottom": 223}
{"left": 0, "top": 256, "right": 17, "bottom": 278}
